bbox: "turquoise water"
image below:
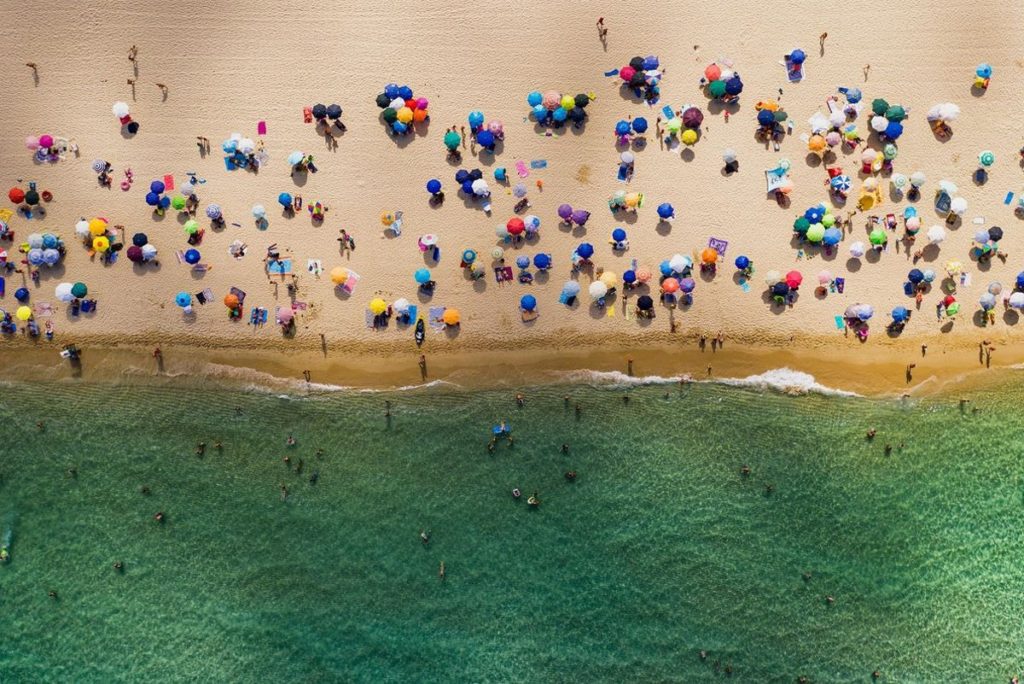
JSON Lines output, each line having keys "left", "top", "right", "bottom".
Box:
{"left": 1, "top": 375, "right": 1023, "bottom": 682}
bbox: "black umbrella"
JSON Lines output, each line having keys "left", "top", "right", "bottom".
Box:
{"left": 771, "top": 282, "right": 790, "bottom": 297}
{"left": 24, "top": 190, "right": 39, "bottom": 206}
{"left": 132, "top": 232, "right": 148, "bottom": 247}
{"left": 375, "top": 93, "right": 390, "bottom": 109}
{"left": 637, "top": 295, "right": 654, "bottom": 310}
{"left": 629, "top": 56, "right": 645, "bottom": 71}
{"left": 989, "top": 226, "right": 1004, "bottom": 242}
{"left": 574, "top": 93, "right": 589, "bottom": 109}
{"left": 326, "top": 103, "right": 342, "bottom": 120}
{"left": 468, "top": 169, "right": 483, "bottom": 181}
{"left": 311, "top": 103, "right": 327, "bottom": 120}
{"left": 568, "top": 108, "right": 586, "bottom": 122}
{"left": 629, "top": 72, "right": 646, "bottom": 88}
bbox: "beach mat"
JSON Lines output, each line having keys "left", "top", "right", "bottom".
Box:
{"left": 429, "top": 307, "right": 446, "bottom": 331}
{"left": 364, "top": 309, "right": 375, "bottom": 328}
{"left": 267, "top": 259, "right": 292, "bottom": 275}
{"left": 834, "top": 315, "right": 845, "bottom": 330}
{"left": 230, "top": 286, "right": 246, "bottom": 304}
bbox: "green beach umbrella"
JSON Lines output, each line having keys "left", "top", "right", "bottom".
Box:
{"left": 184, "top": 219, "right": 199, "bottom": 235}
{"left": 869, "top": 228, "right": 887, "bottom": 245}
{"left": 979, "top": 150, "right": 995, "bottom": 167}
{"left": 946, "top": 302, "right": 960, "bottom": 316}
{"left": 708, "top": 79, "right": 727, "bottom": 98}
{"left": 883, "top": 143, "right": 898, "bottom": 160}
{"left": 71, "top": 282, "right": 87, "bottom": 298}
{"left": 822, "top": 214, "right": 836, "bottom": 228}
{"left": 773, "top": 110, "right": 788, "bottom": 122}
{"left": 444, "top": 130, "right": 461, "bottom": 150}
{"left": 382, "top": 107, "right": 398, "bottom": 124}
{"left": 884, "top": 105, "right": 906, "bottom": 121}
{"left": 793, "top": 217, "right": 810, "bottom": 234}
{"left": 806, "top": 224, "right": 825, "bottom": 243}
{"left": 871, "top": 98, "right": 889, "bottom": 116}
{"left": 171, "top": 195, "right": 186, "bottom": 211}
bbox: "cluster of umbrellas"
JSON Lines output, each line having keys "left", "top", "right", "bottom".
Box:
{"left": 702, "top": 62, "right": 744, "bottom": 101}
{"left": 375, "top": 83, "right": 430, "bottom": 135}
{"left": 74, "top": 217, "right": 117, "bottom": 255}
{"left": 792, "top": 204, "right": 842, "bottom": 247}
{"left": 8, "top": 185, "right": 41, "bottom": 208}
{"left": 526, "top": 90, "right": 590, "bottom": 127}
{"left": 497, "top": 216, "right": 541, "bottom": 240}
{"left": 144, "top": 179, "right": 172, "bottom": 211}
{"left": 24, "top": 233, "right": 65, "bottom": 267}
{"left": 664, "top": 107, "right": 704, "bottom": 145}
{"left": 310, "top": 103, "right": 344, "bottom": 125}
{"left": 614, "top": 117, "right": 648, "bottom": 144}
{"left": 925, "top": 102, "right": 960, "bottom": 127}
{"left": 618, "top": 55, "right": 662, "bottom": 102}
{"left": 844, "top": 303, "right": 875, "bottom": 321}
{"left": 906, "top": 267, "right": 938, "bottom": 289}
{"left": 25, "top": 133, "right": 62, "bottom": 162}
{"left": 868, "top": 98, "right": 907, "bottom": 141}
{"left": 608, "top": 190, "right": 643, "bottom": 212}
{"left": 755, "top": 100, "right": 788, "bottom": 134}
{"left": 112, "top": 101, "right": 137, "bottom": 133}
{"left": 54, "top": 281, "right": 89, "bottom": 302}
{"left": 454, "top": 168, "right": 490, "bottom": 199}
{"left": 660, "top": 275, "right": 696, "bottom": 296}
{"left": 936, "top": 179, "right": 968, "bottom": 219}
{"left": 467, "top": 111, "right": 504, "bottom": 152}
{"left": 221, "top": 132, "right": 260, "bottom": 170}
{"left": 510, "top": 253, "right": 552, "bottom": 272}
{"left": 557, "top": 204, "right": 590, "bottom": 227}
{"left": 659, "top": 253, "right": 693, "bottom": 278}
{"left": 127, "top": 232, "right": 158, "bottom": 264}
{"left": 808, "top": 107, "right": 860, "bottom": 154}
{"left": 973, "top": 226, "right": 1003, "bottom": 259}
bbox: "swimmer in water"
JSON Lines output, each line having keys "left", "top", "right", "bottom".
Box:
{"left": 866, "top": 428, "right": 877, "bottom": 439}
{"left": 740, "top": 465, "right": 751, "bottom": 476}
{"left": 154, "top": 512, "right": 165, "bottom": 523}
{"left": 562, "top": 444, "right": 569, "bottom": 453}
{"left": 195, "top": 442, "right": 206, "bottom": 456}
{"left": 214, "top": 441, "right": 222, "bottom": 451}
{"left": 286, "top": 434, "right": 296, "bottom": 447}
{"left": 113, "top": 560, "right": 124, "bottom": 572}
{"left": 420, "top": 530, "right": 430, "bottom": 544}
{"left": 515, "top": 393, "right": 524, "bottom": 407}
{"left": 565, "top": 471, "right": 577, "bottom": 480}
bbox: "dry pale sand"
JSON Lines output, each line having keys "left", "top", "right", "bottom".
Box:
{"left": 2, "top": 0, "right": 1024, "bottom": 393}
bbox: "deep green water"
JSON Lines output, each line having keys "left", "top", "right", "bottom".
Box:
{"left": 1, "top": 372, "right": 1023, "bottom": 682}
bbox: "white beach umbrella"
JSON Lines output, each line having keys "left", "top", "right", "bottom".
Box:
{"left": 589, "top": 281, "right": 608, "bottom": 299}
{"left": 949, "top": 197, "right": 968, "bottom": 216}
{"left": 848, "top": 241, "right": 866, "bottom": 258}
{"left": 141, "top": 244, "right": 158, "bottom": 260}
{"left": 927, "top": 225, "right": 946, "bottom": 244}
{"left": 393, "top": 298, "right": 410, "bottom": 314}
{"left": 54, "top": 282, "right": 74, "bottom": 302}
{"left": 112, "top": 101, "right": 130, "bottom": 118}
{"left": 763, "top": 270, "right": 781, "bottom": 286}
{"left": 1010, "top": 292, "right": 1024, "bottom": 310}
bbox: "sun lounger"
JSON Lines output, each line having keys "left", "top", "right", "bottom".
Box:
{"left": 259, "top": 308, "right": 268, "bottom": 325}
{"left": 230, "top": 286, "right": 246, "bottom": 304}
{"left": 249, "top": 307, "right": 259, "bottom": 325}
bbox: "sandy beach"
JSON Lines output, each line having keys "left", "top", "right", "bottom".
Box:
{"left": 3, "top": 0, "right": 1024, "bottom": 394}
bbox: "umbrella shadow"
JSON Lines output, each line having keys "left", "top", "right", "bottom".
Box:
{"left": 920, "top": 244, "right": 940, "bottom": 262}
{"left": 846, "top": 257, "right": 862, "bottom": 272}
{"left": 804, "top": 153, "right": 823, "bottom": 169}
{"left": 971, "top": 310, "right": 988, "bottom": 328}
{"left": 680, "top": 148, "right": 695, "bottom": 163}
{"left": 759, "top": 290, "right": 787, "bottom": 315}
{"left": 290, "top": 171, "right": 309, "bottom": 188}
{"left": 655, "top": 221, "right": 672, "bottom": 236}
{"left": 1004, "top": 310, "right": 1020, "bottom": 325}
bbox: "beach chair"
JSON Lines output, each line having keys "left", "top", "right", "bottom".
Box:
{"left": 229, "top": 286, "right": 246, "bottom": 304}
{"left": 428, "top": 307, "right": 446, "bottom": 331}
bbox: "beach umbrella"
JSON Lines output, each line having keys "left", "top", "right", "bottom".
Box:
{"left": 869, "top": 228, "right": 887, "bottom": 246}
{"left": 938, "top": 180, "right": 958, "bottom": 197}
{"left": 520, "top": 294, "right": 537, "bottom": 312}
{"left": 631, "top": 117, "right": 648, "bottom": 134}
{"left": 892, "top": 306, "right": 910, "bottom": 323}
{"left": 15, "top": 305, "right": 32, "bottom": 321}
{"left": 823, "top": 228, "right": 842, "bottom": 246}
{"left": 74, "top": 219, "right": 90, "bottom": 238}
{"left": 909, "top": 171, "right": 927, "bottom": 189}
{"left": 949, "top": 197, "right": 968, "bottom": 216}
{"left": 830, "top": 175, "right": 851, "bottom": 194}
{"left": 555, "top": 203, "right": 574, "bottom": 221}
{"left": 375, "top": 93, "right": 391, "bottom": 109}
{"left": 635, "top": 269, "right": 652, "bottom": 283}
{"left": 908, "top": 269, "right": 924, "bottom": 284}
{"left": 700, "top": 248, "right": 719, "bottom": 264}
{"left": 224, "top": 293, "right": 241, "bottom": 310}
{"left": 552, "top": 107, "right": 568, "bottom": 123}
{"left": 27, "top": 233, "right": 44, "bottom": 249}
{"left": 527, "top": 91, "right": 542, "bottom": 107}
{"left": 989, "top": 281, "right": 1003, "bottom": 295}
{"left": 278, "top": 192, "right": 293, "bottom": 209}
{"left": 589, "top": 281, "right": 608, "bottom": 300}
{"left": 534, "top": 254, "right": 551, "bottom": 270}
{"left": 884, "top": 121, "right": 903, "bottom": 139}
{"left": 513, "top": 183, "right": 528, "bottom": 198}
{"left": 27, "top": 249, "right": 44, "bottom": 266}
{"left": 661, "top": 277, "right": 679, "bottom": 294}
{"left": 637, "top": 295, "right": 654, "bottom": 311}
{"left": 757, "top": 109, "right": 775, "bottom": 127}
{"left": 600, "top": 271, "right": 618, "bottom": 288}
{"left": 175, "top": 292, "right": 191, "bottom": 308}
{"left": 920, "top": 269, "right": 935, "bottom": 284}
{"left": 785, "top": 270, "right": 803, "bottom": 288}
{"left": 14, "top": 287, "right": 29, "bottom": 302}
{"left": 312, "top": 103, "right": 327, "bottom": 120}
{"left": 883, "top": 144, "right": 899, "bottom": 161}
{"left": 884, "top": 105, "right": 907, "bottom": 121}
{"left": 817, "top": 270, "right": 833, "bottom": 285}
{"left": 507, "top": 217, "right": 525, "bottom": 235}
{"left": 205, "top": 204, "right": 222, "bottom": 220}
{"left": 669, "top": 254, "right": 691, "bottom": 273}
{"left": 487, "top": 120, "right": 504, "bottom": 135}
{"left": 40, "top": 248, "right": 58, "bottom": 266}
{"left": 42, "top": 234, "right": 58, "bottom": 249}
{"left": 277, "top": 307, "right": 295, "bottom": 324}
{"left": 183, "top": 219, "right": 199, "bottom": 235}
{"left": 571, "top": 209, "right": 591, "bottom": 226}
{"left": 391, "top": 298, "right": 410, "bottom": 315}
{"left": 562, "top": 281, "right": 581, "bottom": 298}
{"left": 132, "top": 232, "right": 149, "bottom": 247}
{"left": 92, "top": 236, "right": 110, "bottom": 253}
{"left": 440, "top": 309, "right": 460, "bottom": 326}
{"left": 925, "top": 225, "right": 946, "bottom": 244}
{"left": 624, "top": 192, "right": 641, "bottom": 208}
{"left": 87, "top": 219, "right": 107, "bottom": 236}
{"left": 491, "top": 247, "right": 504, "bottom": 260}
{"left": 145, "top": 192, "right": 160, "bottom": 207}
{"left": 426, "top": 179, "right": 442, "bottom": 195}
{"left": 467, "top": 111, "right": 485, "bottom": 129}
{"left": 619, "top": 151, "right": 635, "bottom": 166}
{"left": 184, "top": 249, "right": 201, "bottom": 265}
{"left": 806, "top": 224, "right": 826, "bottom": 243}
{"left": 725, "top": 77, "right": 743, "bottom": 95}
{"left": 946, "top": 302, "right": 960, "bottom": 316}
{"left": 150, "top": 180, "right": 165, "bottom": 195}
{"left": 1011, "top": 292, "right": 1024, "bottom": 310}
{"left": 515, "top": 255, "right": 530, "bottom": 269}
{"left": 657, "top": 203, "right": 675, "bottom": 220}
{"left": 977, "top": 63, "right": 993, "bottom": 79}
{"left": 615, "top": 120, "right": 631, "bottom": 137}
{"left": 682, "top": 108, "right": 704, "bottom": 129}
{"left": 871, "top": 98, "right": 889, "bottom": 116}
{"left": 327, "top": 104, "right": 343, "bottom": 120}
{"left": 855, "top": 304, "right": 874, "bottom": 321}
{"left": 623, "top": 270, "right": 636, "bottom": 285}
{"left": 8, "top": 187, "right": 25, "bottom": 204}
{"left": 471, "top": 179, "right": 489, "bottom": 196}
{"left": 476, "top": 130, "right": 495, "bottom": 148}
{"left": 112, "top": 101, "right": 130, "bottom": 118}
{"left": 974, "top": 228, "right": 992, "bottom": 244}
{"left": 495, "top": 224, "right": 510, "bottom": 240}
{"left": 979, "top": 150, "right": 995, "bottom": 167}
{"left": 849, "top": 242, "right": 866, "bottom": 258}
{"left": 126, "top": 245, "right": 143, "bottom": 263}
{"left": 90, "top": 159, "right": 108, "bottom": 173}
{"left": 577, "top": 243, "right": 594, "bottom": 259}
{"left": 330, "top": 267, "right": 348, "bottom": 285}
{"left": 55, "top": 283, "right": 74, "bottom": 302}
{"left": 252, "top": 204, "right": 266, "bottom": 218}
{"left": 679, "top": 277, "right": 696, "bottom": 293}
{"left": 704, "top": 64, "right": 722, "bottom": 81}
{"left": 71, "top": 282, "right": 88, "bottom": 298}
{"left": 708, "top": 80, "right": 727, "bottom": 98}
{"left": 142, "top": 244, "right": 157, "bottom": 260}
{"left": 414, "top": 268, "right": 432, "bottom": 284}
{"left": 369, "top": 298, "right": 387, "bottom": 315}
{"left": 524, "top": 215, "right": 541, "bottom": 233}
{"left": 793, "top": 217, "right": 811, "bottom": 235}
{"left": 287, "top": 151, "right": 304, "bottom": 166}
{"left": 611, "top": 228, "right": 627, "bottom": 244}
{"left": 979, "top": 293, "right": 996, "bottom": 310}
{"left": 461, "top": 249, "right": 477, "bottom": 265}
{"left": 945, "top": 260, "right": 963, "bottom": 276}
{"left": 764, "top": 270, "right": 782, "bottom": 286}
{"left": 734, "top": 256, "right": 750, "bottom": 271}
{"left": 444, "top": 130, "right": 461, "bottom": 150}
{"left": 771, "top": 282, "right": 790, "bottom": 297}
{"left": 170, "top": 195, "right": 186, "bottom": 211}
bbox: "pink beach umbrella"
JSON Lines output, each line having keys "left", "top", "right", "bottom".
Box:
{"left": 817, "top": 270, "right": 833, "bottom": 284}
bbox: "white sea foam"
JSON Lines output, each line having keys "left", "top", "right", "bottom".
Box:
{"left": 554, "top": 367, "right": 858, "bottom": 397}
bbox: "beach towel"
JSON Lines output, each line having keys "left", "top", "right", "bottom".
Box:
{"left": 35, "top": 302, "right": 53, "bottom": 317}
{"left": 835, "top": 277, "right": 845, "bottom": 294}
{"left": 405, "top": 305, "right": 418, "bottom": 325}
{"left": 429, "top": 307, "right": 446, "bottom": 331}
{"left": 195, "top": 290, "right": 207, "bottom": 305}
{"left": 267, "top": 259, "right": 292, "bottom": 275}
{"left": 740, "top": 281, "right": 751, "bottom": 293}
{"left": 604, "top": 68, "right": 620, "bottom": 77}
{"left": 230, "top": 286, "right": 246, "bottom": 304}
{"left": 163, "top": 174, "right": 175, "bottom": 191}
{"left": 1005, "top": 192, "right": 1015, "bottom": 205}
{"left": 259, "top": 308, "right": 268, "bottom": 325}
{"left": 606, "top": 304, "right": 615, "bottom": 317}
{"left": 834, "top": 315, "right": 845, "bottom": 330}
{"left": 661, "top": 105, "right": 675, "bottom": 119}
{"left": 341, "top": 270, "right": 360, "bottom": 294}
{"left": 364, "top": 309, "right": 376, "bottom": 328}
{"left": 306, "top": 259, "right": 322, "bottom": 276}
{"left": 0, "top": 209, "right": 13, "bottom": 222}
{"left": 292, "top": 301, "right": 308, "bottom": 311}
{"left": 257, "top": 120, "right": 267, "bottom": 135}
{"left": 249, "top": 307, "right": 259, "bottom": 325}
{"left": 515, "top": 161, "right": 530, "bottom": 178}
{"left": 0, "top": 276, "right": 4, "bottom": 297}
{"left": 530, "top": 160, "right": 547, "bottom": 169}
{"left": 708, "top": 237, "right": 728, "bottom": 256}
{"left": 784, "top": 57, "right": 804, "bottom": 82}
{"left": 961, "top": 273, "right": 972, "bottom": 287}
{"left": 80, "top": 300, "right": 96, "bottom": 313}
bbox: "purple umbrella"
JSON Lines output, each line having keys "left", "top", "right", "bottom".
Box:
{"left": 126, "top": 245, "right": 144, "bottom": 263}
{"left": 679, "top": 277, "right": 696, "bottom": 293}
{"left": 682, "top": 108, "right": 704, "bottom": 129}
{"left": 557, "top": 204, "right": 573, "bottom": 221}
{"left": 571, "top": 209, "right": 591, "bottom": 226}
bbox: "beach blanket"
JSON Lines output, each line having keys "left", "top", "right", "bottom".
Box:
{"left": 364, "top": 309, "right": 376, "bottom": 329}
{"left": 267, "top": 258, "right": 292, "bottom": 275}
{"left": 783, "top": 57, "right": 804, "bottom": 82}
{"left": 835, "top": 277, "right": 845, "bottom": 294}
{"left": 175, "top": 250, "right": 185, "bottom": 264}
{"left": 765, "top": 170, "right": 789, "bottom": 193}
{"left": 405, "top": 305, "right": 418, "bottom": 325}
{"left": 834, "top": 315, "right": 845, "bottom": 330}
{"left": 35, "top": 302, "right": 53, "bottom": 317}
{"left": 306, "top": 259, "right": 323, "bottom": 276}
{"left": 429, "top": 307, "right": 446, "bottom": 331}
{"left": 230, "top": 286, "right": 246, "bottom": 304}
{"left": 257, "top": 120, "right": 267, "bottom": 135}
{"left": 0, "top": 209, "right": 13, "bottom": 222}
{"left": 708, "top": 237, "right": 729, "bottom": 256}
{"left": 292, "top": 301, "right": 308, "bottom": 311}
{"left": 341, "top": 270, "right": 360, "bottom": 294}
{"left": 249, "top": 307, "right": 259, "bottom": 325}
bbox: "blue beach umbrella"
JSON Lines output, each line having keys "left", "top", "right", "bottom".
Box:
{"left": 823, "top": 227, "right": 842, "bottom": 246}
{"left": 976, "top": 63, "right": 993, "bottom": 79}
{"left": 789, "top": 49, "right": 806, "bottom": 64}
{"left": 14, "top": 287, "right": 29, "bottom": 302}
{"left": 461, "top": 249, "right": 477, "bottom": 264}
{"left": 615, "top": 120, "right": 631, "bottom": 136}
{"left": 631, "top": 117, "right": 648, "bottom": 133}
{"left": 908, "top": 269, "right": 924, "bottom": 284}
{"left": 576, "top": 243, "right": 594, "bottom": 259}
{"left": 532, "top": 104, "right": 548, "bottom": 121}
{"left": 278, "top": 192, "right": 293, "bottom": 208}
{"left": 426, "top": 179, "right": 442, "bottom": 194}
{"left": 659, "top": 260, "right": 673, "bottom": 276}
{"left": 397, "top": 85, "right": 413, "bottom": 100}
{"left": 735, "top": 255, "right": 750, "bottom": 270}
{"left": 520, "top": 294, "right": 537, "bottom": 311}
{"left": 611, "top": 228, "right": 627, "bottom": 243}
{"left": 533, "top": 253, "right": 551, "bottom": 270}
{"left": 42, "top": 249, "right": 60, "bottom": 266}
{"left": 205, "top": 204, "right": 222, "bottom": 220}
{"left": 175, "top": 292, "right": 191, "bottom": 308}
{"left": 150, "top": 180, "right": 165, "bottom": 195}
{"left": 27, "top": 249, "right": 44, "bottom": 266}
{"left": 477, "top": 130, "right": 495, "bottom": 148}
{"left": 516, "top": 255, "right": 530, "bottom": 269}
{"left": 145, "top": 192, "right": 160, "bottom": 207}
{"left": 42, "top": 234, "right": 58, "bottom": 249}
{"left": 885, "top": 121, "right": 903, "bottom": 140}
{"left": 562, "top": 281, "right": 581, "bottom": 296}
{"left": 725, "top": 77, "right": 743, "bottom": 95}
{"left": 552, "top": 107, "right": 567, "bottom": 122}
{"left": 414, "top": 268, "right": 431, "bottom": 284}
{"left": 623, "top": 270, "right": 637, "bottom": 284}
{"left": 804, "top": 206, "right": 824, "bottom": 223}
{"left": 468, "top": 111, "right": 485, "bottom": 128}
{"left": 657, "top": 203, "right": 674, "bottom": 219}
{"left": 891, "top": 306, "right": 910, "bottom": 323}
{"left": 527, "top": 91, "right": 542, "bottom": 106}
{"left": 757, "top": 109, "right": 775, "bottom": 127}
{"left": 184, "top": 249, "right": 201, "bottom": 265}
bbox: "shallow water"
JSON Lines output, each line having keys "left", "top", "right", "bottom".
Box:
{"left": 1, "top": 375, "right": 1022, "bottom": 681}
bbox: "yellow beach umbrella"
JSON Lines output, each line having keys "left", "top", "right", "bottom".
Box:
{"left": 92, "top": 236, "right": 110, "bottom": 252}
{"left": 89, "top": 218, "right": 107, "bottom": 236}
{"left": 600, "top": 271, "right": 618, "bottom": 288}
{"left": 16, "top": 305, "right": 32, "bottom": 321}
{"left": 369, "top": 298, "right": 387, "bottom": 315}
{"left": 330, "top": 267, "right": 348, "bottom": 285}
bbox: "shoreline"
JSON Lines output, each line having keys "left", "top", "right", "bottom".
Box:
{"left": 1, "top": 327, "right": 1017, "bottom": 397}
